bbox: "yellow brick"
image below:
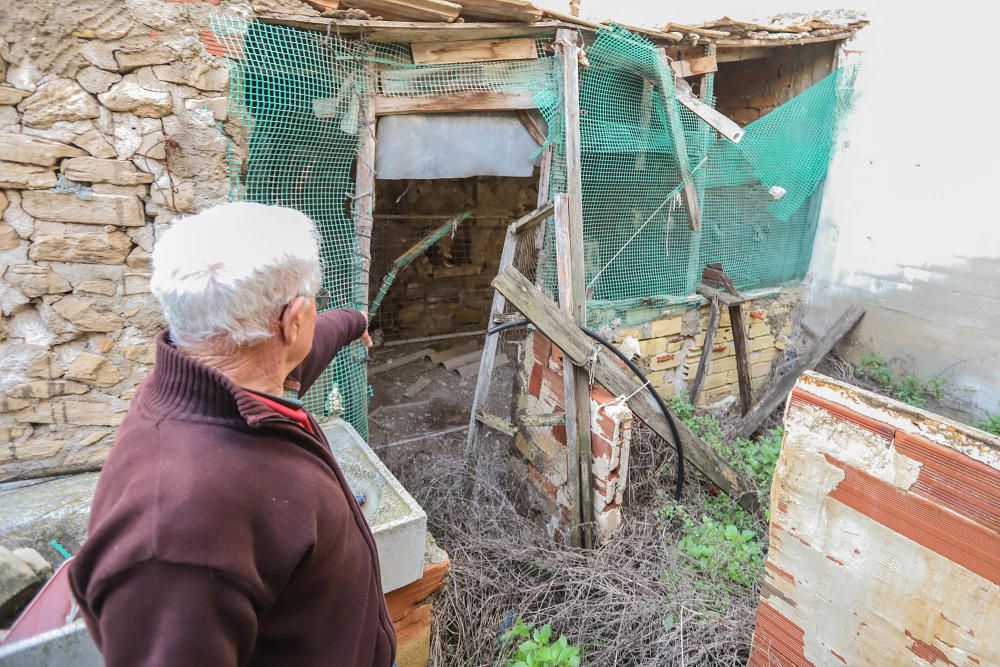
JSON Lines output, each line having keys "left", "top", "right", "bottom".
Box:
{"left": 665, "top": 339, "right": 685, "bottom": 353}
{"left": 650, "top": 316, "right": 683, "bottom": 338}
{"left": 656, "top": 383, "right": 676, "bottom": 400}
{"left": 706, "top": 340, "right": 736, "bottom": 358}
{"left": 650, "top": 352, "right": 682, "bottom": 371}
{"left": 751, "top": 361, "right": 773, "bottom": 379}
{"left": 646, "top": 370, "right": 666, "bottom": 387}
{"left": 703, "top": 372, "right": 730, "bottom": 390}
{"left": 752, "top": 347, "right": 778, "bottom": 363}
{"left": 639, "top": 337, "right": 666, "bottom": 356}
{"left": 774, "top": 339, "right": 787, "bottom": 351}
{"left": 709, "top": 356, "right": 738, "bottom": 374}
{"left": 748, "top": 322, "right": 771, "bottom": 338}
{"left": 750, "top": 335, "right": 775, "bottom": 352}
{"left": 703, "top": 384, "right": 737, "bottom": 402}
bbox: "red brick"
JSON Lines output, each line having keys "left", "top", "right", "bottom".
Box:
{"left": 551, "top": 424, "right": 567, "bottom": 446}
{"left": 200, "top": 30, "right": 232, "bottom": 57}
{"left": 528, "top": 363, "right": 543, "bottom": 398}
{"left": 169, "top": 0, "right": 221, "bottom": 3}
{"left": 591, "top": 433, "right": 613, "bottom": 460}
{"left": 532, "top": 333, "right": 551, "bottom": 364}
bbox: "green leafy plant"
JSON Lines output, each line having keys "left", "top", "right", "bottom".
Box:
{"left": 857, "top": 351, "right": 945, "bottom": 409}
{"left": 502, "top": 620, "right": 581, "bottom": 667}
{"left": 975, "top": 406, "right": 1000, "bottom": 436}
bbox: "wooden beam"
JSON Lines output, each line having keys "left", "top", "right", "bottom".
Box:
{"left": 514, "top": 109, "right": 546, "bottom": 146}
{"left": 555, "top": 27, "right": 594, "bottom": 546}
{"left": 663, "top": 23, "right": 731, "bottom": 39}
{"left": 354, "top": 76, "right": 376, "bottom": 310}
{"left": 475, "top": 410, "right": 517, "bottom": 437}
{"left": 655, "top": 49, "right": 702, "bottom": 231}
{"left": 493, "top": 266, "right": 762, "bottom": 516}
{"left": 715, "top": 32, "right": 856, "bottom": 48}
{"left": 257, "top": 15, "right": 562, "bottom": 42}
{"left": 373, "top": 90, "right": 535, "bottom": 115}
{"left": 510, "top": 202, "right": 554, "bottom": 235}
{"left": 666, "top": 48, "right": 718, "bottom": 77}
{"left": 689, "top": 293, "right": 719, "bottom": 401}
{"left": 410, "top": 37, "right": 537, "bottom": 65}
{"left": 453, "top": 0, "right": 542, "bottom": 23}
{"left": 532, "top": 146, "right": 552, "bottom": 288}
{"left": 730, "top": 305, "right": 865, "bottom": 441}
{"left": 715, "top": 45, "right": 774, "bottom": 63}
{"left": 730, "top": 299, "right": 753, "bottom": 415}
{"left": 675, "top": 77, "right": 744, "bottom": 143}
{"left": 340, "top": 0, "right": 460, "bottom": 23}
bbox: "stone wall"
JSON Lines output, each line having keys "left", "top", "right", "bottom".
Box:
{"left": 0, "top": 0, "right": 309, "bottom": 477}
{"left": 371, "top": 176, "right": 538, "bottom": 341}
{"left": 511, "top": 289, "right": 802, "bottom": 541}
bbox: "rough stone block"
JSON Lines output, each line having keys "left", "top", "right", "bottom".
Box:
{"left": 51, "top": 296, "right": 124, "bottom": 332}
{"left": 72, "top": 128, "right": 118, "bottom": 159}
{"left": 152, "top": 63, "right": 227, "bottom": 92}
{"left": 17, "top": 79, "right": 101, "bottom": 127}
{"left": 76, "top": 66, "right": 122, "bottom": 94}
{"left": 61, "top": 157, "right": 154, "bottom": 186}
{"left": 66, "top": 351, "right": 122, "bottom": 386}
{"left": 6, "top": 380, "right": 89, "bottom": 399}
{"left": 27, "top": 351, "right": 63, "bottom": 379}
{"left": 0, "top": 135, "right": 85, "bottom": 166}
{"left": 3, "top": 265, "right": 72, "bottom": 298}
{"left": 122, "top": 342, "right": 155, "bottom": 364}
{"left": 76, "top": 279, "right": 118, "bottom": 296}
{"left": 114, "top": 46, "right": 177, "bottom": 72}
{"left": 22, "top": 191, "right": 145, "bottom": 227}
{"left": 29, "top": 225, "right": 132, "bottom": 264}
{"left": 126, "top": 247, "right": 152, "bottom": 269}
{"left": 123, "top": 271, "right": 151, "bottom": 294}
{"left": 0, "top": 224, "right": 20, "bottom": 250}
{"left": 11, "top": 548, "right": 52, "bottom": 578}
{"left": 0, "top": 545, "right": 44, "bottom": 622}
{"left": 0, "top": 162, "right": 58, "bottom": 189}
{"left": 99, "top": 79, "right": 173, "bottom": 118}
{"left": 0, "top": 86, "right": 30, "bottom": 105}
{"left": 14, "top": 400, "right": 123, "bottom": 426}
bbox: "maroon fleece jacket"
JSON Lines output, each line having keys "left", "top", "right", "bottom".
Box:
{"left": 69, "top": 309, "right": 396, "bottom": 667}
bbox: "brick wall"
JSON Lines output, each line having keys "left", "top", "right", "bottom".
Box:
{"left": 370, "top": 176, "right": 537, "bottom": 340}
{"left": 714, "top": 43, "right": 838, "bottom": 125}
{"left": 511, "top": 289, "right": 802, "bottom": 541}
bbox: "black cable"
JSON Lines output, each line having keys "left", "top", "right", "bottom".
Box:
{"left": 486, "top": 318, "right": 685, "bottom": 500}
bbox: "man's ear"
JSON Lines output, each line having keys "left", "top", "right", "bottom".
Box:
{"left": 279, "top": 296, "right": 310, "bottom": 346}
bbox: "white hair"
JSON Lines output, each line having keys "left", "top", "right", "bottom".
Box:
{"left": 150, "top": 202, "right": 322, "bottom": 350}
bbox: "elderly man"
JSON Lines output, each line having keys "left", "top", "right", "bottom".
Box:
{"left": 69, "top": 203, "right": 395, "bottom": 666}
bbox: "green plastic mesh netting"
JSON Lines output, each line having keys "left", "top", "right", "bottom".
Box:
{"left": 211, "top": 18, "right": 855, "bottom": 436}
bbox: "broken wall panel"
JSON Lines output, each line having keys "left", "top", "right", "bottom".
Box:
{"left": 750, "top": 371, "right": 1000, "bottom": 666}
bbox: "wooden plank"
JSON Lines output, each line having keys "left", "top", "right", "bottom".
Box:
{"left": 730, "top": 301, "right": 753, "bottom": 415}
{"left": 384, "top": 558, "right": 450, "bottom": 616}
{"left": 368, "top": 347, "right": 435, "bottom": 375}
{"left": 654, "top": 49, "right": 702, "bottom": 231}
{"left": 463, "top": 218, "right": 519, "bottom": 476}
{"left": 514, "top": 109, "right": 546, "bottom": 146}
{"left": 403, "top": 376, "right": 432, "bottom": 398}
{"left": 454, "top": 0, "right": 542, "bottom": 23}
{"left": 410, "top": 37, "right": 537, "bottom": 65}
{"left": 303, "top": 0, "right": 341, "bottom": 12}
{"left": 257, "top": 15, "right": 562, "bottom": 42}
{"left": 374, "top": 90, "right": 535, "bottom": 116}
{"left": 715, "top": 32, "right": 856, "bottom": 48}
{"left": 541, "top": 9, "right": 683, "bottom": 43}
{"left": 675, "top": 77, "right": 744, "bottom": 143}
{"left": 689, "top": 293, "right": 719, "bottom": 401}
{"left": 730, "top": 305, "right": 865, "bottom": 440}
{"left": 442, "top": 349, "right": 481, "bottom": 370}
{"left": 355, "top": 78, "right": 376, "bottom": 311}
{"left": 697, "top": 284, "right": 744, "bottom": 307}
{"left": 340, "top": 0, "right": 461, "bottom": 23}
{"left": 663, "top": 23, "right": 731, "bottom": 39}
{"left": 428, "top": 339, "right": 479, "bottom": 364}
{"left": 510, "top": 202, "right": 554, "bottom": 235}
{"left": 493, "top": 266, "right": 762, "bottom": 516}
{"left": 553, "top": 193, "right": 585, "bottom": 546}
{"left": 476, "top": 410, "right": 516, "bottom": 436}
{"left": 669, "top": 53, "right": 718, "bottom": 77}
{"left": 715, "top": 45, "right": 773, "bottom": 63}
{"left": 517, "top": 412, "right": 564, "bottom": 427}
{"left": 532, "top": 146, "right": 552, "bottom": 288}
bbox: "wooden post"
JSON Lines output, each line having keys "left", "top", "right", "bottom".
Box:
{"left": 354, "top": 74, "right": 377, "bottom": 310}
{"left": 684, "top": 44, "right": 717, "bottom": 292}
{"left": 532, "top": 146, "right": 553, "bottom": 288}
{"left": 730, "top": 300, "right": 753, "bottom": 415}
{"left": 655, "top": 48, "right": 702, "bottom": 232}
{"left": 554, "top": 28, "right": 594, "bottom": 547}
{"left": 689, "top": 292, "right": 719, "bottom": 401}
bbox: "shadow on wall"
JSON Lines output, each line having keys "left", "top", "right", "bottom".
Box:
{"left": 804, "top": 254, "right": 1000, "bottom": 422}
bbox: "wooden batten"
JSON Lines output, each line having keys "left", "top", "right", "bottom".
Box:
{"left": 455, "top": 0, "right": 543, "bottom": 23}
{"left": 410, "top": 37, "right": 537, "bottom": 65}
{"left": 373, "top": 90, "right": 535, "bottom": 115}
{"left": 335, "top": 0, "right": 461, "bottom": 23}
{"left": 257, "top": 15, "right": 562, "bottom": 42}
{"left": 303, "top": 0, "right": 341, "bottom": 12}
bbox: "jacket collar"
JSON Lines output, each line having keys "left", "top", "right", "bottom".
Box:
{"left": 138, "top": 330, "right": 284, "bottom": 428}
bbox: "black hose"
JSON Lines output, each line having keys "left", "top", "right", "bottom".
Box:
{"left": 487, "top": 318, "right": 685, "bottom": 500}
